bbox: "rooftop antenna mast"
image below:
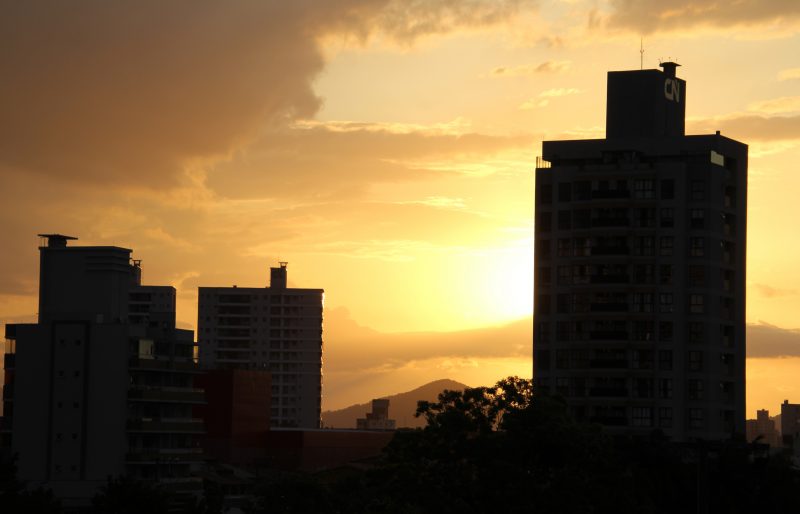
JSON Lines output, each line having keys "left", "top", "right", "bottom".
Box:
{"left": 640, "top": 38, "right": 644, "bottom": 70}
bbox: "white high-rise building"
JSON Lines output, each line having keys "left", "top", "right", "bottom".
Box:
{"left": 197, "top": 263, "right": 323, "bottom": 429}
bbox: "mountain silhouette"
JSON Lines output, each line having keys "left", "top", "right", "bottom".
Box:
{"left": 321, "top": 378, "right": 468, "bottom": 429}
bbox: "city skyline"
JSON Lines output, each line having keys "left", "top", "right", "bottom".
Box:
{"left": 2, "top": 2, "right": 800, "bottom": 415}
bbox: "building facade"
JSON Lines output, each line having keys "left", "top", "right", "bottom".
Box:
{"left": 745, "top": 409, "right": 779, "bottom": 447}
{"left": 2, "top": 235, "right": 204, "bottom": 504}
{"left": 780, "top": 400, "right": 800, "bottom": 447}
{"left": 356, "top": 399, "right": 397, "bottom": 431}
{"left": 533, "top": 64, "right": 747, "bottom": 441}
{"left": 197, "top": 263, "right": 323, "bottom": 429}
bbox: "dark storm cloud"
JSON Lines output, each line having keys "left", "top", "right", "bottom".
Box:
{"left": 0, "top": 0, "right": 535, "bottom": 187}
{"left": 606, "top": 0, "right": 800, "bottom": 33}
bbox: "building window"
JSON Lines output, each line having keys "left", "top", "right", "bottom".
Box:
{"left": 537, "top": 350, "right": 550, "bottom": 371}
{"left": 659, "top": 293, "right": 674, "bottom": 313}
{"left": 558, "top": 210, "right": 572, "bottom": 230}
{"left": 538, "top": 184, "right": 552, "bottom": 205}
{"left": 632, "top": 293, "right": 654, "bottom": 313}
{"left": 634, "top": 378, "right": 654, "bottom": 398}
{"left": 536, "top": 239, "right": 551, "bottom": 259}
{"left": 632, "top": 407, "right": 653, "bottom": 427}
{"left": 688, "top": 351, "right": 704, "bottom": 372}
{"left": 632, "top": 321, "right": 654, "bottom": 341}
{"left": 658, "top": 378, "right": 673, "bottom": 398}
{"left": 661, "top": 179, "right": 674, "bottom": 200}
{"left": 689, "top": 265, "right": 705, "bottom": 287}
{"left": 690, "top": 209, "right": 705, "bottom": 229}
{"left": 634, "top": 208, "right": 656, "bottom": 228}
{"left": 632, "top": 236, "right": 655, "bottom": 256}
{"left": 659, "top": 322, "right": 673, "bottom": 342}
{"left": 689, "top": 322, "right": 704, "bottom": 343}
{"left": 557, "top": 238, "right": 571, "bottom": 257}
{"left": 660, "top": 208, "right": 674, "bottom": 228}
{"left": 537, "top": 212, "right": 552, "bottom": 232}
{"left": 659, "top": 407, "right": 673, "bottom": 427}
{"left": 690, "top": 294, "right": 705, "bottom": 314}
{"left": 536, "top": 322, "right": 550, "bottom": 343}
{"left": 659, "top": 265, "right": 673, "bottom": 285}
{"left": 556, "top": 377, "right": 570, "bottom": 396}
{"left": 558, "top": 183, "right": 572, "bottom": 202}
{"left": 633, "top": 179, "right": 655, "bottom": 199}
{"left": 633, "top": 264, "right": 654, "bottom": 284}
{"left": 538, "top": 267, "right": 551, "bottom": 286}
{"left": 690, "top": 237, "right": 705, "bottom": 257}
{"left": 659, "top": 236, "right": 674, "bottom": 256}
{"left": 689, "top": 408, "right": 705, "bottom": 429}
{"left": 691, "top": 181, "right": 706, "bottom": 201}
{"left": 574, "top": 238, "right": 591, "bottom": 257}
{"left": 557, "top": 266, "right": 571, "bottom": 285}
{"left": 688, "top": 380, "right": 705, "bottom": 400}
{"left": 659, "top": 350, "right": 673, "bottom": 371}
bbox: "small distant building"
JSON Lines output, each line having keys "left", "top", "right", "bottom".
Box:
{"left": 745, "top": 409, "right": 779, "bottom": 447}
{"left": 356, "top": 399, "right": 396, "bottom": 431}
{"left": 781, "top": 400, "right": 800, "bottom": 447}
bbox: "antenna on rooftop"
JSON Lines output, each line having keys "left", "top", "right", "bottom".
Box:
{"left": 640, "top": 38, "right": 644, "bottom": 70}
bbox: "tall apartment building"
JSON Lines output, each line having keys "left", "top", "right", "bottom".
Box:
{"left": 2, "top": 235, "right": 204, "bottom": 504}
{"left": 197, "top": 263, "right": 323, "bottom": 429}
{"left": 533, "top": 63, "right": 747, "bottom": 441}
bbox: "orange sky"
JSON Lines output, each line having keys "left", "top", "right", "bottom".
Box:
{"left": 2, "top": 1, "right": 800, "bottom": 415}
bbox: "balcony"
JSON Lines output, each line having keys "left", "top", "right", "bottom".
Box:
{"left": 128, "top": 387, "right": 205, "bottom": 404}
{"left": 589, "top": 303, "right": 628, "bottom": 313}
{"left": 589, "top": 416, "right": 627, "bottom": 426}
{"left": 592, "top": 247, "right": 630, "bottom": 257}
{"left": 591, "top": 189, "right": 630, "bottom": 200}
{"left": 126, "top": 447, "right": 205, "bottom": 464}
{"left": 588, "top": 387, "right": 628, "bottom": 397}
{"left": 592, "top": 218, "right": 629, "bottom": 228}
{"left": 129, "top": 358, "right": 199, "bottom": 373}
{"left": 588, "top": 331, "right": 628, "bottom": 341}
{"left": 3, "top": 353, "right": 14, "bottom": 371}
{"left": 589, "top": 359, "right": 628, "bottom": 369}
{"left": 127, "top": 418, "right": 205, "bottom": 434}
{"left": 590, "top": 274, "right": 629, "bottom": 284}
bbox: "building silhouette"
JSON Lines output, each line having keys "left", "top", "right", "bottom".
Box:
{"left": 780, "top": 400, "right": 800, "bottom": 447}
{"left": 745, "top": 409, "right": 779, "bottom": 447}
{"left": 2, "top": 235, "right": 204, "bottom": 505}
{"left": 533, "top": 63, "right": 747, "bottom": 440}
{"left": 356, "top": 399, "right": 397, "bottom": 430}
{"left": 197, "top": 263, "right": 323, "bottom": 429}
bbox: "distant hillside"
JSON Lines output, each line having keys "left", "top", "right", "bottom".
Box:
{"left": 322, "top": 379, "right": 468, "bottom": 429}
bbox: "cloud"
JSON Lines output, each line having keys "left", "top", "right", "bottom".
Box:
{"left": 688, "top": 113, "right": 800, "bottom": 142}
{"left": 520, "top": 87, "right": 581, "bottom": 110}
{"left": 490, "top": 60, "right": 571, "bottom": 77}
{"left": 604, "top": 0, "right": 800, "bottom": 34}
{"left": 323, "top": 307, "right": 532, "bottom": 374}
{"left": 753, "top": 283, "right": 798, "bottom": 299}
{"left": 748, "top": 96, "right": 800, "bottom": 115}
{"left": 778, "top": 68, "right": 800, "bottom": 81}
{"left": 0, "top": 0, "right": 534, "bottom": 187}
{"left": 748, "top": 323, "right": 800, "bottom": 358}
{"left": 205, "top": 124, "right": 535, "bottom": 199}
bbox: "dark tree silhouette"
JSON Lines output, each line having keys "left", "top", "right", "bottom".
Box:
{"left": 91, "top": 476, "right": 170, "bottom": 514}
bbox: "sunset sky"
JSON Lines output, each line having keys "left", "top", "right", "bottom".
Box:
{"left": 2, "top": 1, "right": 800, "bottom": 414}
